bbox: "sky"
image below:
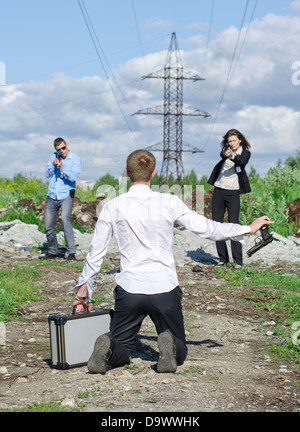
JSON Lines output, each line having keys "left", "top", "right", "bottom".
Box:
{"left": 0, "top": 0, "right": 300, "bottom": 184}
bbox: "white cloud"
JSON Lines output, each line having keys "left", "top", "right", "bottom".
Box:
{"left": 141, "top": 19, "right": 172, "bottom": 31}
{"left": 291, "top": 0, "right": 300, "bottom": 14}
{"left": 235, "top": 105, "right": 300, "bottom": 153}
{"left": 1, "top": 11, "right": 300, "bottom": 182}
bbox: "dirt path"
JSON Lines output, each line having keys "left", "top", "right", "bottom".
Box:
{"left": 0, "top": 255, "right": 299, "bottom": 413}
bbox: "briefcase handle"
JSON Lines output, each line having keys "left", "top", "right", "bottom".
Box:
{"left": 72, "top": 306, "right": 91, "bottom": 315}
{"left": 72, "top": 299, "right": 91, "bottom": 315}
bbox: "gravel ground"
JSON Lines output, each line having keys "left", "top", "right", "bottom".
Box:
{"left": 0, "top": 222, "right": 300, "bottom": 414}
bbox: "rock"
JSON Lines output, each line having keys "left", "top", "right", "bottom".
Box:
{"left": 272, "top": 232, "right": 298, "bottom": 246}
{"left": 16, "top": 377, "right": 28, "bottom": 383}
{"left": 287, "top": 198, "right": 300, "bottom": 228}
{"left": 1, "top": 196, "right": 300, "bottom": 265}
{"left": 18, "top": 199, "right": 36, "bottom": 212}
{"left": 0, "top": 220, "right": 46, "bottom": 247}
{"left": 71, "top": 197, "right": 99, "bottom": 230}
{"left": 61, "top": 398, "right": 76, "bottom": 408}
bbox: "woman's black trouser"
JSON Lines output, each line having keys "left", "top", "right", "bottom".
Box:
{"left": 212, "top": 187, "right": 243, "bottom": 265}
{"left": 107, "top": 285, "right": 188, "bottom": 368}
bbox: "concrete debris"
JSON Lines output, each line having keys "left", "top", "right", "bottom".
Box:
{"left": 0, "top": 220, "right": 46, "bottom": 248}
{"left": 0, "top": 219, "right": 299, "bottom": 265}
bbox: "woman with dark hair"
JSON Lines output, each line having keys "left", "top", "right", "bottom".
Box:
{"left": 208, "top": 129, "right": 251, "bottom": 268}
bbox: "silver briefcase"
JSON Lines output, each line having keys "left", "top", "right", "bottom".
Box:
{"left": 48, "top": 308, "right": 113, "bottom": 369}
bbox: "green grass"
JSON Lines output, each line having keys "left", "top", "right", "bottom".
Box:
{"left": 177, "top": 365, "right": 205, "bottom": 375}
{"left": 13, "top": 401, "right": 80, "bottom": 412}
{"left": 216, "top": 262, "right": 300, "bottom": 362}
{"left": 217, "top": 264, "right": 299, "bottom": 295}
{"left": 0, "top": 265, "right": 44, "bottom": 321}
{"left": 37, "top": 258, "right": 85, "bottom": 272}
{"left": 0, "top": 260, "right": 109, "bottom": 322}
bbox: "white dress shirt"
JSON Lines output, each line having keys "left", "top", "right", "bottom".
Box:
{"left": 74, "top": 185, "right": 251, "bottom": 297}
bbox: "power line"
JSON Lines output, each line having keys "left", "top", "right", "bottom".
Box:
{"left": 203, "top": 0, "right": 255, "bottom": 148}
{"left": 228, "top": 0, "right": 259, "bottom": 84}
{"left": 201, "top": 0, "right": 215, "bottom": 77}
{"left": 77, "top": 0, "right": 140, "bottom": 145}
{"left": 79, "top": 0, "right": 137, "bottom": 112}
{"left": 131, "top": 0, "right": 148, "bottom": 74}
{"left": 133, "top": 32, "right": 210, "bottom": 182}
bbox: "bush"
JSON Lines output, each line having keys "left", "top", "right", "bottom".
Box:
{"left": 240, "top": 154, "right": 300, "bottom": 236}
{"left": 0, "top": 174, "right": 48, "bottom": 207}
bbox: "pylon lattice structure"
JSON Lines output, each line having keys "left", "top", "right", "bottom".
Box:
{"left": 133, "top": 32, "right": 210, "bottom": 182}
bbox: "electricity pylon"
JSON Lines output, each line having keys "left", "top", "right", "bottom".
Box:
{"left": 133, "top": 32, "right": 210, "bottom": 182}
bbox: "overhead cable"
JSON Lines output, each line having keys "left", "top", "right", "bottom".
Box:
{"left": 131, "top": 0, "right": 149, "bottom": 74}
{"left": 201, "top": 0, "right": 215, "bottom": 77}
{"left": 77, "top": 0, "right": 140, "bottom": 144}
{"left": 228, "top": 0, "right": 259, "bottom": 84}
{"left": 204, "top": 0, "right": 258, "bottom": 148}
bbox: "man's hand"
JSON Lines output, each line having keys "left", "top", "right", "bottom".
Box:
{"left": 76, "top": 282, "right": 88, "bottom": 298}
{"left": 58, "top": 159, "right": 64, "bottom": 170}
{"left": 52, "top": 158, "right": 64, "bottom": 170}
{"left": 248, "top": 216, "right": 274, "bottom": 234}
{"left": 73, "top": 282, "right": 90, "bottom": 313}
{"left": 72, "top": 299, "right": 92, "bottom": 313}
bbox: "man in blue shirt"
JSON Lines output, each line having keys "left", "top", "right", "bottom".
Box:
{"left": 44, "top": 137, "right": 81, "bottom": 260}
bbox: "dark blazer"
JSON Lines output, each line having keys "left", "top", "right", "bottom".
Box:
{"left": 208, "top": 149, "right": 251, "bottom": 194}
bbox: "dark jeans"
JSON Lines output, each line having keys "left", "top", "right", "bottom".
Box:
{"left": 44, "top": 195, "right": 75, "bottom": 255}
{"left": 212, "top": 187, "right": 243, "bottom": 265}
{"left": 107, "top": 285, "right": 188, "bottom": 369}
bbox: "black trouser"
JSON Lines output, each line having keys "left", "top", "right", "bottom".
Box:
{"left": 107, "top": 285, "right": 188, "bottom": 368}
{"left": 212, "top": 187, "right": 243, "bottom": 265}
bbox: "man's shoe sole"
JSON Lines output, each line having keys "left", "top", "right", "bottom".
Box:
{"left": 66, "top": 254, "right": 76, "bottom": 260}
{"left": 45, "top": 254, "right": 57, "bottom": 259}
{"left": 87, "top": 333, "right": 111, "bottom": 374}
{"left": 157, "top": 331, "right": 177, "bottom": 373}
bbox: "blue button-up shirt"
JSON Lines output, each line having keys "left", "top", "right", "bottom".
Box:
{"left": 45, "top": 150, "right": 81, "bottom": 200}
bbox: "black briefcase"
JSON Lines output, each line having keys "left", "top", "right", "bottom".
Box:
{"left": 48, "top": 308, "right": 113, "bottom": 369}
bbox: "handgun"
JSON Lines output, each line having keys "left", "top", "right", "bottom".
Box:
{"left": 246, "top": 226, "right": 273, "bottom": 257}
{"left": 56, "top": 149, "right": 63, "bottom": 159}
{"left": 223, "top": 142, "right": 233, "bottom": 156}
